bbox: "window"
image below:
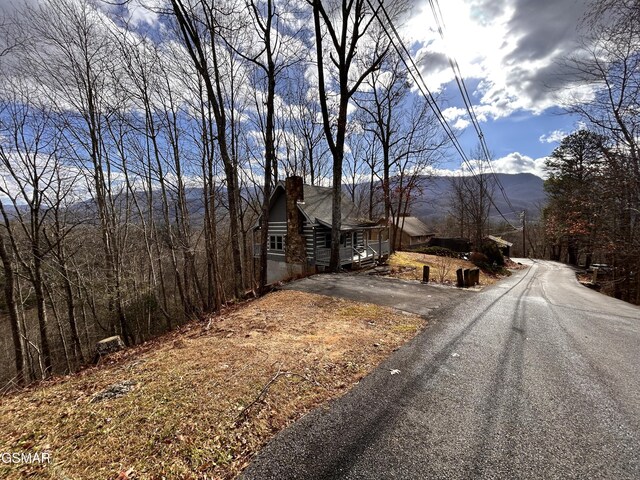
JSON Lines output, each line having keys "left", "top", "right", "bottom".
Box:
{"left": 324, "top": 233, "right": 331, "bottom": 248}
{"left": 269, "top": 235, "right": 284, "bottom": 251}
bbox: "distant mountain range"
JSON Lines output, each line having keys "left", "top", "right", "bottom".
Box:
{"left": 409, "top": 173, "right": 547, "bottom": 225}
{"left": 1, "top": 173, "right": 547, "bottom": 230}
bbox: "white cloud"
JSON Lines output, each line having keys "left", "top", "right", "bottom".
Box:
{"left": 441, "top": 107, "right": 470, "bottom": 130}
{"left": 425, "top": 152, "right": 548, "bottom": 179}
{"left": 488, "top": 152, "right": 548, "bottom": 178}
{"left": 401, "top": 0, "right": 594, "bottom": 121}
{"left": 539, "top": 129, "right": 567, "bottom": 144}
{"left": 127, "top": 1, "right": 161, "bottom": 27}
{"left": 453, "top": 118, "right": 470, "bottom": 130}
{"left": 442, "top": 106, "right": 466, "bottom": 122}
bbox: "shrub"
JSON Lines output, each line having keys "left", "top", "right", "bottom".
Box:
{"left": 469, "top": 251, "right": 489, "bottom": 265}
{"left": 480, "top": 242, "right": 505, "bottom": 266}
{"left": 433, "top": 254, "right": 455, "bottom": 283}
{"left": 416, "top": 246, "right": 458, "bottom": 258}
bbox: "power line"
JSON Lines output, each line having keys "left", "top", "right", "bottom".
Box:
{"left": 367, "top": 0, "right": 520, "bottom": 230}
{"left": 427, "top": 0, "right": 519, "bottom": 216}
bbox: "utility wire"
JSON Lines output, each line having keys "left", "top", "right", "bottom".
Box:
{"left": 428, "top": 0, "right": 519, "bottom": 216}
{"left": 368, "top": 0, "right": 520, "bottom": 230}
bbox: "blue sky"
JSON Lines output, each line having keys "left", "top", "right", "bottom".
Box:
{"left": 0, "top": 0, "right": 594, "bottom": 183}
{"left": 98, "top": 0, "right": 595, "bottom": 180}
{"left": 402, "top": 0, "right": 593, "bottom": 178}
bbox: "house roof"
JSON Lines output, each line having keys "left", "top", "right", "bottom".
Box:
{"left": 255, "top": 181, "right": 378, "bottom": 231}
{"left": 486, "top": 235, "right": 514, "bottom": 247}
{"left": 391, "top": 216, "right": 433, "bottom": 238}
{"left": 298, "top": 184, "right": 377, "bottom": 231}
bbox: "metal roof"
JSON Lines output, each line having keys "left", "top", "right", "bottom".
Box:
{"left": 486, "top": 235, "right": 514, "bottom": 247}
{"left": 254, "top": 181, "right": 378, "bottom": 231}
{"left": 299, "top": 184, "right": 378, "bottom": 231}
{"left": 391, "top": 216, "right": 434, "bottom": 237}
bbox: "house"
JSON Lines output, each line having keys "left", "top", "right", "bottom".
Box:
{"left": 388, "top": 216, "right": 435, "bottom": 250}
{"left": 485, "top": 235, "right": 513, "bottom": 257}
{"left": 254, "top": 176, "right": 390, "bottom": 284}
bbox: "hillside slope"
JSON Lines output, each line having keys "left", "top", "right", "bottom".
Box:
{"left": 0, "top": 290, "right": 424, "bottom": 480}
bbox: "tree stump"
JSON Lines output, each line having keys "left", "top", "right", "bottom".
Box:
{"left": 471, "top": 268, "right": 480, "bottom": 285}
{"left": 96, "top": 336, "right": 125, "bottom": 358}
{"left": 463, "top": 269, "right": 471, "bottom": 287}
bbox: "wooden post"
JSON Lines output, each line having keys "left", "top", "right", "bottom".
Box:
{"left": 422, "top": 265, "right": 430, "bottom": 283}
{"left": 592, "top": 267, "right": 598, "bottom": 284}
{"left": 471, "top": 268, "right": 479, "bottom": 285}
{"left": 463, "top": 268, "right": 470, "bottom": 287}
{"left": 456, "top": 268, "right": 464, "bottom": 287}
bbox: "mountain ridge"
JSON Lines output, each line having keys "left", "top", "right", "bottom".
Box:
{"left": 409, "top": 172, "right": 547, "bottom": 224}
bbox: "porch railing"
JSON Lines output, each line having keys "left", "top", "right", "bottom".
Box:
{"left": 315, "top": 246, "right": 354, "bottom": 266}
{"left": 256, "top": 239, "right": 390, "bottom": 265}
{"left": 316, "top": 240, "right": 389, "bottom": 267}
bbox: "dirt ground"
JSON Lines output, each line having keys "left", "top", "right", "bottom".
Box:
{"left": 387, "top": 251, "right": 507, "bottom": 286}
{"left": 0, "top": 290, "right": 425, "bottom": 480}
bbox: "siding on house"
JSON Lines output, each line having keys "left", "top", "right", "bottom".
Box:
{"left": 408, "top": 234, "right": 431, "bottom": 245}
{"left": 314, "top": 226, "right": 360, "bottom": 249}
{"left": 266, "top": 191, "right": 287, "bottom": 262}
{"left": 314, "top": 225, "right": 331, "bottom": 250}
{"left": 303, "top": 221, "right": 315, "bottom": 261}
{"left": 266, "top": 221, "right": 287, "bottom": 262}
{"left": 257, "top": 179, "right": 384, "bottom": 282}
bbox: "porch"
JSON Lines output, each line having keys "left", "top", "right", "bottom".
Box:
{"left": 315, "top": 240, "right": 390, "bottom": 268}
{"left": 253, "top": 239, "right": 390, "bottom": 268}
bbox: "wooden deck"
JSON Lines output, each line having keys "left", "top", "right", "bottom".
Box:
{"left": 315, "top": 241, "right": 390, "bottom": 267}
{"left": 254, "top": 240, "right": 390, "bottom": 268}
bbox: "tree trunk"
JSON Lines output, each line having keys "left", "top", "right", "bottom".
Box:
{"left": 34, "top": 270, "right": 52, "bottom": 375}
{"left": 0, "top": 233, "right": 24, "bottom": 384}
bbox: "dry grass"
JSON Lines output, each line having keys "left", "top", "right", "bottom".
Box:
{"left": 0, "top": 290, "right": 424, "bottom": 480}
{"left": 388, "top": 251, "right": 503, "bottom": 286}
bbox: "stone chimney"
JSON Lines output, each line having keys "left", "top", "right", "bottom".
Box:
{"left": 285, "top": 176, "right": 306, "bottom": 264}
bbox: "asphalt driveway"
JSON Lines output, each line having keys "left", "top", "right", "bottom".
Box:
{"left": 280, "top": 272, "right": 471, "bottom": 317}
{"left": 242, "top": 261, "right": 640, "bottom": 479}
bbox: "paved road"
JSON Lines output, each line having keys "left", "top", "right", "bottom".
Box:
{"left": 242, "top": 260, "right": 640, "bottom": 479}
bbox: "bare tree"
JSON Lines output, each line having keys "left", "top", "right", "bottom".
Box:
{"left": 169, "top": 0, "right": 245, "bottom": 299}
{"left": 285, "top": 75, "right": 331, "bottom": 186}
{"left": 220, "top": 0, "right": 295, "bottom": 292}
{"left": 309, "top": 0, "right": 393, "bottom": 270}
{"left": 448, "top": 150, "right": 495, "bottom": 250}
{"left": 20, "top": 0, "right": 137, "bottom": 344}
{"left": 354, "top": 50, "right": 409, "bottom": 222}
{"left": 0, "top": 225, "right": 24, "bottom": 383}
{"left": 0, "top": 88, "right": 60, "bottom": 377}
